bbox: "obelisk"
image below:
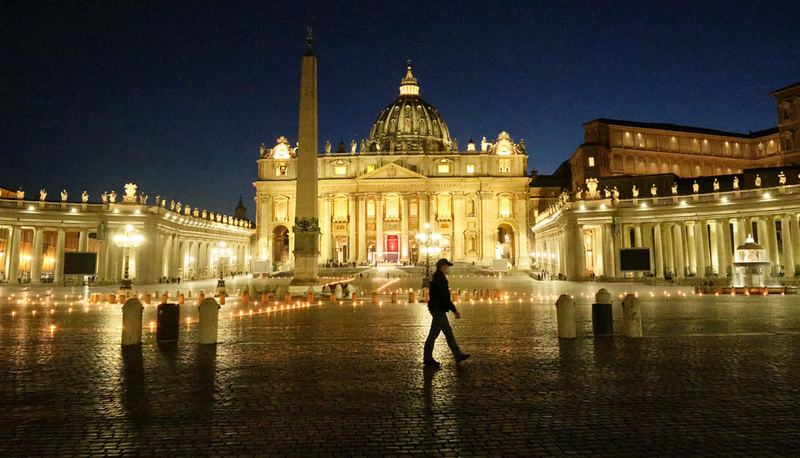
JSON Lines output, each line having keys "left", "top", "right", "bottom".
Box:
{"left": 290, "top": 26, "right": 321, "bottom": 292}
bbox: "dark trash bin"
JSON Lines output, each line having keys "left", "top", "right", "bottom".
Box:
{"left": 591, "top": 302, "right": 613, "bottom": 336}
{"left": 157, "top": 303, "right": 180, "bottom": 342}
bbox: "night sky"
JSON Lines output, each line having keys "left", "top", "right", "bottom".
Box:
{"left": 2, "top": 1, "right": 798, "bottom": 215}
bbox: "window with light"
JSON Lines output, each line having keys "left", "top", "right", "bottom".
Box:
{"left": 385, "top": 195, "right": 399, "bottom": 218}
{"left": 335, "top": 165, "right": 347, "bottom": 175}
{"left": 275, "top": 199, "right": 288, "bottom": 220}
{"left": 276, "top": 164, "right": 287, "bottom": 177}
{"left": 588, "top": 157, "right": 595, "bottom": 167}
{"left": 499, "top": 159, "right": 510, "bottom": 173}
{"left": 466, "top": 164, "right": 475, "bottom": 174}
{"left": 334, "top": 197, "right": 347, "bottom": 218}
{"left": 437, "top": 195, "right": 451, "bottom": 218}
{"left": 366, "top": 165, "right": 376, "bottom": 173}
{"left": 437, "top": 164, "right": 450, "bottom": 174}
{"left": 367, "top": 200, "right": 375, "bottom": 217}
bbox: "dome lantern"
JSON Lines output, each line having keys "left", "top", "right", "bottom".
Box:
{"left": 399, "top": 59, "right": 419, "bottom": 96}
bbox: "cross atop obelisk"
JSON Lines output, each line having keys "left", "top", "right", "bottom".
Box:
{"left": 290, "top": 24, "right": 321, "bottom": 290}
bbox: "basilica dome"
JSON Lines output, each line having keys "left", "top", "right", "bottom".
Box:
{"left": 366, "top": 64, "right": 451, "bottom": 153}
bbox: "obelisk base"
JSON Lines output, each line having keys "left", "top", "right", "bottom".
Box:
{"left": 289, "top": 231, "right": 323, "bottom": 294}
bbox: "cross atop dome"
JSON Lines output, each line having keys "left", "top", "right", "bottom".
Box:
{"left": 400, "top": 59, "right": 419, "bottom": 96}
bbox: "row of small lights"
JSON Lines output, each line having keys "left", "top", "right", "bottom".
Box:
{"left": 577, "top": 191, "right": 774, "bottom": 212}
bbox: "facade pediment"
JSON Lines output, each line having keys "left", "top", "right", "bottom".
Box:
{"left": 356, "top": 163, "right": 427, "bottom": 180}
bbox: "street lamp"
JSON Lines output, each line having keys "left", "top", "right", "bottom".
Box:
{"left": 114, "top": 224, "right": 143, "bottom": 290}
{"left": 212, "top": 242, "right": 232, "bottom": 294}
{"left": 415, "top": 222, "right": 442, "bottom": 286}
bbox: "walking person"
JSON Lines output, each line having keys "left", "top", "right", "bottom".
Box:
{"left": 423, "top": 258, "right": 470, "bottom": 367}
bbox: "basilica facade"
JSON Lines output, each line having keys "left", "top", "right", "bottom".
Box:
{"left": 254, "top": 65, "right": 531, "bottom": 268}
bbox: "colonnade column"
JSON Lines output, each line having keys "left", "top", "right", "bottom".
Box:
{"left": 54, "top": 228, "right": 66, "bottom": 284}
{"left": 695, "top": 220, "right": 707, "bottom": 277}
{"left": 30, "top": 228, "right": 44, "bottom": 284}
{"left": 735, "top": 218, "right": 747, "bottom": 246}
{"left": 262, "top": 196, "right": 272, "bottom": 261}
{"left": 722, "top": 219, "right": 734, "bottom": 275}
{"left": 613, "top": 221, "right": 623, "bottom": 277}
{"left": 653, "top": 223, "right": 664, "bottom": 278}
{"left": 78, "top": 230, "right": 89, "bottom": 252}
{"left": 715, "top": 220, "right": 729, "bottom": 277}
{"left": 348, "top": 196, "right": 357, "bottom": 262}
{"left": 756, "top": 217, "right": 771, "bottom": 270}
{"left": 662, "top": 223, "right": 674, "bottom": 277}
{"left": 672, "top": 224, "right": 685, "bottom": 277}
{"left": 685, "top": 222, "right": 697, "bottom": 275}
{"left": 634, "top": 224, "right": 642, "bottom": 247}
{"left": 790, "top": 214, "right": 800, "bottom": 275}
{"left": 767, "top": 216, "right": 780, "bottom": 271}
{"left": 6, "top": 226, "right": 21, "bottom": 282}
{"left": 602, "top": 223, "right": 615, "bottom": 277}
{"left": 780, "top": 214, "right": 795, "bottom": 277}
{"left": 708, "top": 221, "right": 719, "bottom": 275}
{"left": 357, "top": 195, "right": 367, "bottom": 262}
{"left": 452, "top": 193, "right": 464, "bottom": 261}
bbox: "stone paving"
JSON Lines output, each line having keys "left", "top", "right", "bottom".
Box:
{"left": 2, "top": 275, "right": 800, "bottom": 457}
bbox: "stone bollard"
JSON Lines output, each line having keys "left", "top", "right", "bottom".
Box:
{"left": 555, "top": 294, "right": 576, "bottom": 339}
{"left": 178, "top": 294, "right": 185, "bottom": 305}
{"left": 621, "top": 294, "right": 642, "bottom": 338}
{"left": 330, "top": 292, "right": 336, "bottom": 303}
{"left": 284, "top": 292, "right": 292, "bottom": 304}
{"left": 109, "top": 293, "right": 116, "bottom": 303}
{"left": 452, "top": 292, "right": 459, "bottom": 303}
{"left": 154, "top": 291, "right": 159, "bottom": 300}
{"left": 372, "top": 292, "right": 379, "bottom": 304}
{"left": 592, "top": 288, "right": 614, "bottom": 336}
{"left": 198, "top": 292, "right": 205, "bottom": 304}
{"left": 220, "top": 293, "right": 226, "bottom": 305}
{"left": 334, "top": 283, "right": 343, "bottom": 299}
{"left": 262, "top": 292, "right": 269, "bottom": 304}
{"left": 483, "top": 290, "right": 490, "bottom": 300}
{"left": 409, "top": 291, "right": 416, "bottom": 303}
{"left": 351, "top": 292, "right": 358, "bottom": 304}
{"left": 236, "top": 288, "right": 242, "bottom": 297}
{"left": 118, "top": 292, "right": 126, "bottom": 304}
{"left": 121, "top": 298, "right": 144, "bottom": 346}
{"left": 241, "top": 291, "right": 249, "bottom": 305}
{"left": 391, "top": 292, "right": 397, "bottom": 303}
{"left": 160, "top": 293, "right": 167, "bottom": 304}
{"left": 464, "top": 291, "right": 470, "bottom": 301}
{"left": 307, "top": 289, "right": 314, "bottom": 303}
{"left": 144, "top": 293, "right": 152, "bottom": 305}
{"left": 198, "top": 297, "right": 220, "bottom": 344}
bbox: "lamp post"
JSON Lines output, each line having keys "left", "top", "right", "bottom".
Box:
{"left": 415, "top": 222, "right": 441, "bottom": 287}
{"left": 114, "top": 224, "right": 143, "bottom": 290}
{"left": 212, "top": 242, "right": 232, "bottom": 294}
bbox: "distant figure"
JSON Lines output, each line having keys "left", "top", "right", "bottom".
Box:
{"left": 423, "top": 258, "right": 470, "bottom": 367}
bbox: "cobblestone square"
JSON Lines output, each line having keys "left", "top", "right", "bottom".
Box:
{"left": 2, "top": 276, "right": 800, "bottom": 457}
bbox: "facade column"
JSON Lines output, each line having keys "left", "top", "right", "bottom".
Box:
{"left": 357, "top": 195, "right": 367, "bottom": 262}
{"left": 673, "top": 223, "right": 685, "bottom": 277}
{"left": 685, "top": 222, "right": 697, "bottom": 275}
{"left": 348, "top": 196, "right": 357, "bottom": 262}
{"left": 572, "top": 223, "right": 586, "bottom": 279}
{"left": 780, "top": 214, "right": 795, "bottom": 277}
{"left": 735, "top": 218, "right": 748, "bottom": 246}
{"left": 634, "top": 224, "right": 643, "bottom": 247}
{"left": 653, "top": 223, "right": 664, "bottom": 278}
{"left": 613, "top": 221, "right": 623, "bottom": 277}
{"left": 54, "top": 228, "right": 66, "bottom": 284}
{"left": 419, "top": 193, "right": 428, "bottom": 231}
{"left": 262, "top": 196, "right": 272, "bottom": 261}
{"left": 400, "top": 195, "right": 409, "bottom": 261}
{"left": 516, "top": 193, "right": 530, "bottom": 269}
{"left": 29, "top": 228, "right": 44, "bottom": 284}
{"left": 722, "top": 219, "right": 734, "bottom": 275}
{"left": 321, "top": 196, "right": 331, "bottom": 263}
{"left": 78, "top": 230, "right": 89, "bottom": 252}
{"left": 7, "top": 226, "right": 21, "bottom": 283}
{"left": 376, "top": 196, "right": 384, "bottom": 258}
{"left": 451, "top": 193, "right": 464, "bottom": 261}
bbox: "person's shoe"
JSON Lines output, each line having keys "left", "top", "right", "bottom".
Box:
{"left": 456, "top": 354, "right": 471, "bottom": 363}
{"left": 423, "top": 360, "right": 441, "bottom": 367}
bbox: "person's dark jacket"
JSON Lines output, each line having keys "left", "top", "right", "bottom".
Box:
{"left": 427, "top": 270, "right": 457, "bottom": 313}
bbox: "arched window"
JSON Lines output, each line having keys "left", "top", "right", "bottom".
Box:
{"left": 437, "top": 194, "right": 451, "bottom": 218}
{"left": 410, "top": 201, "right": 418, "bottom": 217}
{"left": 385, "top": 195, "right": 399, "bottom": 218}
{"left": 467, "top": 199, "right": 476, "bottom": 216}
{"left": 274, "top": 198, "right": 288, "bottom": 221}
{"left": 499, "top": 196, "right": 512, "bottom": 217}
{"left": 367, "top": 200, "right": 375, "bottom": 218}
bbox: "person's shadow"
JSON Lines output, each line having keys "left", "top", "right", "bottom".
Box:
{"left": 423, "top": 365, "right": 440, "bottom": 414}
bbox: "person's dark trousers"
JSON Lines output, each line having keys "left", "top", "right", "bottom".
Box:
{"left": 424, "top": 310, "right": 463, "bottom": 362}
